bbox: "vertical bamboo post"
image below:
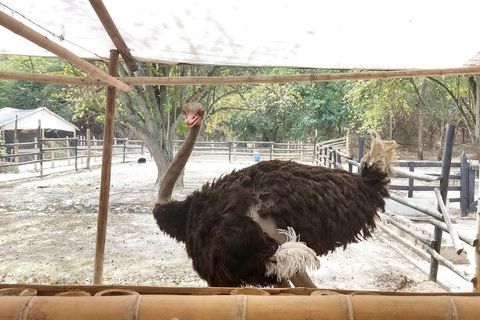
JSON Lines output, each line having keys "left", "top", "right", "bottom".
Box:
{"left": 429, "top": 123, "right": 455, "bottom": 281}
{"left": 86, "top": 129, "right": 91, "bottom": 169}
{"left": 93, "top": 49, "right": 119, "bottom": 285}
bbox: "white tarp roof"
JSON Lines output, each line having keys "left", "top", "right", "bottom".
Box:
{"left": 1, "top": 0, "right": 480, "bottom": 70}
{"left": 0, "top": 107, "right": 77, "bottom": 132}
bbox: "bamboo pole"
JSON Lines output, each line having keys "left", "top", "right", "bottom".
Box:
{"left": 89, "top": 0, "right": 138, "bottom": 72}
{"left": 0, "top": 11, "right": 131, "bottom": 93}
{"left": 434, "top": 188, "right": 464, "bottom": 254}
{"left": 118, "top": 66, "right": 480, "bottom": 85}
{"left": 93, "top": 49, "right": 119, "bottom": 285}
{"left": 1, "top": 294, "right": 480, "bottom": 319}
{"left": 0, "top": 71, "right": 103, "bottom": 85}
{"left": 3, "top": 65, "right": 480, "bottom": 87}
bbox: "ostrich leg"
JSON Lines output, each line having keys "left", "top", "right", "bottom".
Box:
{"left": 290, "top": 272, "right": 316, "bottom": 288}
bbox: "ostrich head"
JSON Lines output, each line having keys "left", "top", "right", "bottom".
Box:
{"left": 183, "top": 102, "right": 205, "bottom": 128}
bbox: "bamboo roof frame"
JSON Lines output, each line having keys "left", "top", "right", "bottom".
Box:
{"left": 2, "top": 65, "right": 480, "bottom": 87}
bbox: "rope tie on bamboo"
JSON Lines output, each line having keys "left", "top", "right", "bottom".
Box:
{"left": 444, "top": 296, "right": 460, "bottom": 320}
{"left": 18, "top": 296, "right": 36, "bottom": 320}
{"left": 343, "top": 295, "right": 355, "bottom": 320}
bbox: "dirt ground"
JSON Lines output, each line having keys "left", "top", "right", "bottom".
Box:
{"left": 0, "top": 159, "right": 475, "bottom": 292}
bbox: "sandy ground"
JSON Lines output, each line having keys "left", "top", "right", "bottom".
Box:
{"left": 0, "top": 159, "right": 476, "bottom": 292}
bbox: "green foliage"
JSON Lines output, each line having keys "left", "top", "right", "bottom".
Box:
{"left": 345, "top": 78, "right": 414, "bottom": 135}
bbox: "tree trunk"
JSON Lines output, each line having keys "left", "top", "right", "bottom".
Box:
{"left": 413, "top": 80, "right": 428, "bottom": 160}
{"left": 474, "top": 75, "right": 480, "bottom": 159}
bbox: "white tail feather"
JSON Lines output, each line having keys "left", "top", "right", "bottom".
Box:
{"left": 265, "top": 227, "right": 321, "bottom": 281}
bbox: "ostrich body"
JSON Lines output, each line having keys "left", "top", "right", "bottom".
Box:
{"left": 154, "top": 102, "right": 397, "bottom": 287}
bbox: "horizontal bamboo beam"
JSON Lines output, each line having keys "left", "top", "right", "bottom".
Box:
{"left": 0, "top": 11, "right": 131, "bottom": 93}
{"left": 89, "top": 0, "right": 138, "bottom": 72}
{"left": 1, "top": 293, "right": 480, "bottom": 319}
{"left": 119, "top": 66, "right": 480, "bottom": 85}
{"left": 0, "top": 71, "right": 104, "bottom": 85}
{"left": 2, "top": 65, "right": 480, "bottom": 87}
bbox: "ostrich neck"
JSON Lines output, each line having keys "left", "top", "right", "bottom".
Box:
{"left": 157, "top": 124, "right": 201, "bottom": 202}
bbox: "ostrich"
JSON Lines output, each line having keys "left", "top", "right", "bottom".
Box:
{"left": 153, "top": 102, "right": 397, "bottom": 288}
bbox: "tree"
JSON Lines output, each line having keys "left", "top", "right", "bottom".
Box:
{"left": 115, "top": 63, "right": 239, "bottom": 184}
{"left": 427, "top": 75, "right": 480, "bottom": 159}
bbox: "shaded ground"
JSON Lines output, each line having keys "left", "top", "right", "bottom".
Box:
{"left": 0, "top": 159, "right": 475, "bottom": 292}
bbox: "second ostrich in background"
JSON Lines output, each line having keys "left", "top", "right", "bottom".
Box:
{"left": 153, "top": 102, "right": 397, "bottom": 287}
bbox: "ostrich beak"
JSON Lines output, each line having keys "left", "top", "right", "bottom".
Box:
{"left": 185, "top": 115, "right": 201, "bottom": 128}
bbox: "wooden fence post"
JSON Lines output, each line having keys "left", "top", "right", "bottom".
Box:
{"left": 460, "top": 152, "right": 469, "bottom": 217}
{"left": 51, "top": 140, "right": 55, "bottom": 168}
{"left": 358, "top": 136, "right": 365, "bottom": 162}
{"left": 228, "top": 142, "right": 232, "bottom": 163}
{"left": 86, "top": 129, "right": 91, "bottom": 169}
{"left": 408, "top": 162, "right": 415, "bottom": 198}
{"left": 34, "top": 137, "right": 38, "bottom": 171}
{"left": 469, "top": 166, "right": 477, "bottom": 212}
{"left": 37, "top": 120, "right": 43, "bottom": 177}
{"left": 73, "top": 137, "right": 78, "bottom": 171}
{"left": 429, "top": 123, "right": 455, "bottom": 282}
{"left": 123, "top": 138, "right": 128, "bottom": 163}
{"left": 328, "top": 147, "right": 333, "bottom": 168}
{"left": 13, "top": 115, "right": 19, "bottom": 173}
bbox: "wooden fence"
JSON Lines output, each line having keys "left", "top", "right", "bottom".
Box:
{"left": 315, "top": 124, "right": 479, "bottom": 290}
{"left": 173, "top": 140, "right": 315, "bottom": 163}
{"left": 0, "top": 132, "right": 144, "bottom": 176}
